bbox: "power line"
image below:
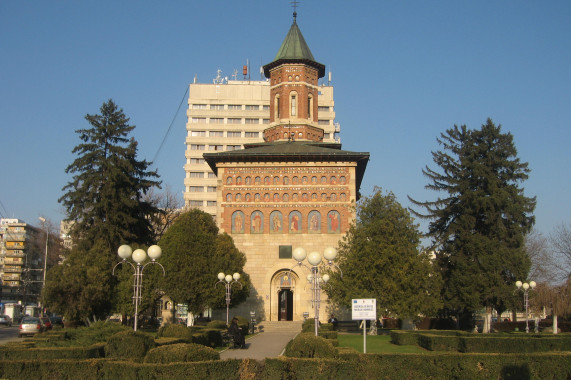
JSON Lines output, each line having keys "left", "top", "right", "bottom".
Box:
{"left": 152, "top": 85, "right": 189, "bottom": 164}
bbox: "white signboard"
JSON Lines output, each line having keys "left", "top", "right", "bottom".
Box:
{"left": 351, "top": 298, "right": 376, "bottom": 320}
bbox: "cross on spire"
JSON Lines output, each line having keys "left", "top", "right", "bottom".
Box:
{"left": 291, "top": 0, "right": 299, "bottom": 22}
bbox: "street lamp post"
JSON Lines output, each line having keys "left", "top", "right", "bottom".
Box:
{"left": 113, "top": 245, "right": 165, "bottom": 331}
{"left": 216, "top": 272, "right": 242, "bottom": 325}
{"left": 515, "top": 280, "right": 536, "bottom": 333}
{"left": 289, "top": 247, "right": 341, "bottom": 336}
{"left": 38, "top": 217, "right": 49, "bottom": 316}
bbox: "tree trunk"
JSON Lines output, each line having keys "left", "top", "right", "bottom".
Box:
{"left": 553, "top": 314, "right": 558, "bottom": 335}
{"left": 483, "top": 307, "right": 492, "bottom": 333}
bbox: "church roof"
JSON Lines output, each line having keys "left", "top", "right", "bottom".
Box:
{"left": 263, "top": 20, "right": 326, "bottom": 78}
{"left": 203, "top": 141, "right": 369, "bottom": 195}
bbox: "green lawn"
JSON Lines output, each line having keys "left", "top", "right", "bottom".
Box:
{"left": 337, "top": 334, "right": 428, "bottom": 354}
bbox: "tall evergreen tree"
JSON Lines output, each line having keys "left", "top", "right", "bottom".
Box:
{"left": 325, "top": 188, "right": 442, "bottom": 319}
{"left": 59, "top": 99, "right": 160, "bottom": 251}
{"left": 45, "top": 100, "right": 161, "bottom": 322}
{"left": 409, "top": 119, "right": 536, "bottom": 325}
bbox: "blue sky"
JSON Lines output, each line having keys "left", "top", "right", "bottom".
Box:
{"left": 1, "top": 1, "right": 569, "bottom": 239}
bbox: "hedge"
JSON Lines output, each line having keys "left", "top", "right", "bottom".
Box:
{"left": 104, "top": 330, "right": 156, "bottom": 361}
{"left": 191, "top": 329, "right": 223, "bottom": 347}
{"left": 0, "top": 343, "right": 104, "bottom": 360}
{"left": 0, "top": 354, "right": 569, "bottom": 379}
{"left": 284, "top": 333, "right": 337, "bottom": 358}
{"left": 144, "top": 343, "right": 219, "bottom": 363}
{"left": 157, "top": 324, "right": 194, "bottom": 342}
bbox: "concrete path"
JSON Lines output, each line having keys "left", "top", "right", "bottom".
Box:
{"left": 219, "top": 331, "right": 299, "bottom": 360}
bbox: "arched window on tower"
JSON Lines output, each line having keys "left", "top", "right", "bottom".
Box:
{"left": 308, "top": 94, "right": 313, "bottom": 120}
{"left": 290, "top": 92, "right": 297, "bottom": 117}
{"left": 275, "top": 94, "right": 280, "bottom": 119}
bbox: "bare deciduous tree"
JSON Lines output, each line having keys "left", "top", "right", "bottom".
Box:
{"left": 550, "top": 223, "right": 571, "bottom": 281}
{"left": 144, "top": 185, "right": 183, "bottom": 241}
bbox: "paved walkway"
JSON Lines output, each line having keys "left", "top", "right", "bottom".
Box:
{"left": 219, "top": 331, "right": 299, "bottom": 360}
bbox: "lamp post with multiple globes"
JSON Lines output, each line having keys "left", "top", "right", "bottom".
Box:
{"left": 216, "top": 272, "right": 242, "bottom": 325}
{"left": 515, "top": 280, "right": 536, "bottom": 333}
{"left": 289, "top": 247, "right": 341, "bottom": 336}
{"left": 113, "top": 245, "right": 165, "bottom": 331}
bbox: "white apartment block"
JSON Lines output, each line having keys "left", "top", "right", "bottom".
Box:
{"left": 184, "top": 77, "right": 340, "bottom": 216}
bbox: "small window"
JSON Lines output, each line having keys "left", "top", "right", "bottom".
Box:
{"left": 188, "top": 200, "right": 203, "bottom": 207}
{"left": 188, "top": 186, "right": 203, "bottom": 192}
{"left": 209, "top": 118, "right": 224, "bottom": 124}
{"left": 210, "top": 104, "right": 224, "bottom": 110}
{"left": 228, "top": 118, "right": 242, "bottom": 124}
{"left": 207, "top": 201, "right": 217, "bottom": 207}
{"left": 245, "top": 132, "right": 259, "bottom": 138}
{"left": 208, "top": 172, "right": 217, "bottom": 178}
{"left": 318, "top": 106, "right": 329, "bottom": 112}
{"left": 191, "top": 131, "right": 206, "bottom": 137}
{"left": 190, "top": 144, "right": 205, "bottom": 150}
{"left": 279, "top": 245, "right": 292, "bottom": 259}
{"left": 209, "top": 131, "right": 223, "bottom": 137}
{"left": 206, "top": 186, "right": 217, "bottom": 192}
{"left": 208, "top": 145, "right": 223, "bottom": 151}
{"left": 318, "top": 120, "right": 329, "bottom": 125}
{"left": 263, "top": 105, "right": 270, "bottom": 111}
{"left": 189, "top": 172, "right": 203, "bottom": 178}
{"left": 190, "top": 158, "right": 205, "bottom": 164}
{"left": 191, "top": 117, "right": 206, "bottom": 123}
{"left": 227, "top": 131, "right": 241, "bottom": 137}
{"left": 228, "top": 104, "right": 241, "bottom": 110}
{"left": 245, "top": 118, "right": 259, "bottom": 124}
{"left": 245, "top": 105, "right": 258, "bottom": 110}
{"left": 263, "top": 119, "right": 270, "bottom": 124}
{"left": 192, "top": 104, "right": 207, "bottom": 110}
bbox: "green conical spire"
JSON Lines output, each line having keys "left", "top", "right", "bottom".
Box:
{"left": 274, "top": 19, "right": 316, "bottom": 61}
{"left": 263, "top": 17, "right": 325, "bottom": 78}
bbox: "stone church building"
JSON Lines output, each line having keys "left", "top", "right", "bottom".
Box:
{"left": 204, "top": 14, "right": 369, "bottom": 322}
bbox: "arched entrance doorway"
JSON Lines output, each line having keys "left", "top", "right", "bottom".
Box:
{"left": 278, "top": 289, "right": 293, "bottom": 321}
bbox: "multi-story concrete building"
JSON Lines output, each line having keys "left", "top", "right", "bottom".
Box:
{"left": 184, "top": 72, "right": 340, "bottom": 217}
{"left": 0, "top": 219, "right": 43, "bottom": 305}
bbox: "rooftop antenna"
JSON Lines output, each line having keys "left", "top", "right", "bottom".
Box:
{"left": 291, "top": 0, "right": 299, "bottom": 22}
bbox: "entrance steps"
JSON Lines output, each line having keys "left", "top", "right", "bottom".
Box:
{"left": 257, "top": 320, "right": 302, "bottom": 333}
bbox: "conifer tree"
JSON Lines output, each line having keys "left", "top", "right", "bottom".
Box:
{"left": 409, "top": 119, "right": 536, "bottom": 325}
{"left": 326, "top": 188, "right": 442, "bottom": 319}
{"left": 59, "top": 99, "right": 160, "bottom": 251}
{"left": 45, "top": 100, "right": 161, "bottom": 322}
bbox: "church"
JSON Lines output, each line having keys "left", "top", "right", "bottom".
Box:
{"left": 203, "top": 12, "right": 369, "bottom": 322}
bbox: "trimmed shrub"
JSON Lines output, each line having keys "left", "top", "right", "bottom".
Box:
{"left": 155, "top": 337, "right": 189, "bottom": 346}
{"left": 104, "top": 330, "right": 156, "bottom": 361}
{"left": 144, "top": 343, "right": 219, "bottom": 363}
{"left": 206, "top": 320, "right": 228, "bottom": 330}
{"left": 319, "top": 330, "right": 338, "bottom": 340}
{"left": 157, "top": 324, "right": 193, "bottom": 341}
{"left": 191, "top": 329, "right": 224, "bottom": 347}
{"left": 0, "top": 344, "right": 103, "bottom": 360}
{"left": 284, "top": 333, "right": 337, "bottom": 358}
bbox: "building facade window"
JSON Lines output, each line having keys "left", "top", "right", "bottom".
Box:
{"left": 318, "top": 120, "right": 329, "bottom": 125}
{"left": 206, "top": 186, "right": 217, "bottom": 192}
{"left": 208, "top": 145, "right": 223, "bottom": 151}
{"left": 228, "top": 104, "right": 241, "bottom": 110}
{"left": 188, "top": 186, "right": 203, "bottom": 192}
{"left": 189, "top": 172, "right": 203, "bottom": 178}
{"left": 209, "top": 131, "right": 223, "bottom": 137}
{"left": 190, "top": 144, "right": 205, "bottom": 150}
{"left": 290, "top": 93, "right": 297, "bottom": 116}
{"left": 245, "top": 105, "right": 258, "bottom": 110}
{"left": 207, "top": 201, "right": 217, "bottom": 207}
{"left": 245, "top": 132, "right": 259, "bottom": 138}
{"left": 245, "top": 118, "right": 259, "bottom": 124}
{"left": 191, "top": 117, "right": 206, "bottom": 123}
{"left": 188, "top": 200, "right": 203, "bottom": 207}
{"left": 192, "top": 104, "right": 207, "bottom": 109}
{"left": 191, "top": 130, "right": 206, "bottom": 137}
{"left": 228, "top": 118, "right": 242, "bottom": 124}
{"left": 209, "top": 118, "right": 224, "bottom": 124}
{"left": 210, "top": 104, "right": 224, "bottom": 110}
{"left": 227, "top": 131, "right": 241, "bottom": 137}
{"left": 208, "top": 172, "right": 217, "bottom": 178}
{"left": 318, "top": 106, "right": 329, "bottom": 112}
{"left": 190, "top": 158, "right": 205, "bottom": 164}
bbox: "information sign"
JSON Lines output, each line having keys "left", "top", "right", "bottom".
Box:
{"left": 351, "top": 299, "right": 376, "bottom": 320}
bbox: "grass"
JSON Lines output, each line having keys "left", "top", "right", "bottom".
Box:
{"left": 337, "top": 333, "right": 428, "bottom": 354}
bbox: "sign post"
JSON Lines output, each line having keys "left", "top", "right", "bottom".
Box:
{"left": 351, "top": 299, "right": 376, "bottom": 353}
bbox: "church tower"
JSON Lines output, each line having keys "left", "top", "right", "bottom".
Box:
{"left": 262, "top": 12, "right": 326, "bottom": 144}
{"left": 204, "top": 12, "right": 369, "bottom": 322}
